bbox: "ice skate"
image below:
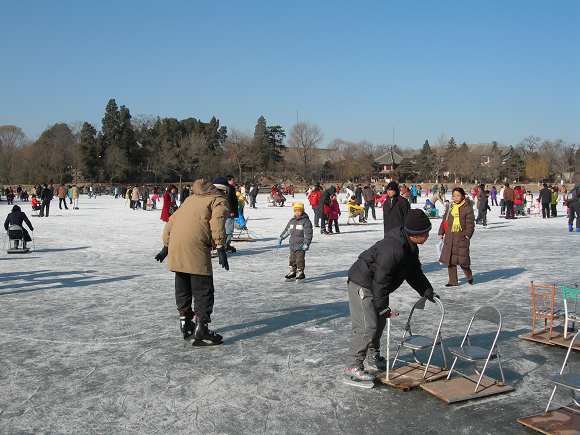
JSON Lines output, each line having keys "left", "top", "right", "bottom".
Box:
{"left": 342, "top": 366, "right": 375, "bottom": 389}
{"left": 179, "top": 316, "right": 195, "bottom": 340}
{"left": 285, "top": 267, "right": 297, "bottom": 281}
{"left": 363, "top": 351, "right": 387, "bottom": 374}
{"left": 295, "top": 269, "right": 305, "bottom": 280}
{"left": 192, "top": 322, "right": 223, "bottom": 346}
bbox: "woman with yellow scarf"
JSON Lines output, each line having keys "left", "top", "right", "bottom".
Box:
{"left": 438, "top": 187, "right": 475, "bottom": 286}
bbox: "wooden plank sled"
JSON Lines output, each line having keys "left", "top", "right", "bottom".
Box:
{"left": 519, "top": 329, "right": 580, "bottom": 352}
{"left": 517, "top": 407, "right": 580, "bottom": 434}
{"left": 420, "top": 374, "right": 514, "bottom": 404}
{"left": 376, "top": 363, "right": 448, "bottom": 391}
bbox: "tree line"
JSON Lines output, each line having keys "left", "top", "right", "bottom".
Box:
{"left": 0, "top": 100, "right": 576, "bottom": 185}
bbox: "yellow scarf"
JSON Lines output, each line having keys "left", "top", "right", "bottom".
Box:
{"left": 450, "top": 200, "right": 465, "bottom": 232}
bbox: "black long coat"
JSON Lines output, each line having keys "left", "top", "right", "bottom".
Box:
{"left": 382, "top": 195, "right": 410, "bottom": 236}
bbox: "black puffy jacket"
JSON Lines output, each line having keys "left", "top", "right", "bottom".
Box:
{"left": 4, "top": 206, "right": 33, "bottom": 231}
{"left": 348, "top": 228, "right": 432, "bottom": 313}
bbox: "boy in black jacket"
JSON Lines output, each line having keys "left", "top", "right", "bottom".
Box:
{"left": 345, "top": 209, "right": 436, "bottom": 381}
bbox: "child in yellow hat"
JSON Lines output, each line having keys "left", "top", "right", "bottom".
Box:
{"left": 278, "top": 202, "right": 313, "bottom": 280}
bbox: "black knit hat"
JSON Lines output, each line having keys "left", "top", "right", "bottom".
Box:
{"left": 212, "top": 176, "right": 229, "bottom": 192}
{"left": 404, "top": 209, "right": 432, "bottom": 235}
{"left": 386, "top": 181, "right": 399, "bottom": 193}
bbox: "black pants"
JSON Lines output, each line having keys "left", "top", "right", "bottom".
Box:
{"left": 328, "top": 218, "right": 339, "bottom": 233}
{"left": 250, "top": 196, "right": 257, "bottom": 208}
{"left": 505, "top": 200, "right": 514, "bottom": 219}
{"left": 500, "top": 199, "right": 505, "bottom": 215}
{"left": 491, "top": 197, "right": 498, "bottom": 206}
{"left": 364, "top": 202, "right": 376, "bottom": 220}
{"left": 569, "top": 202, "right": 580, "bottom": 228}
{"left": 542, "top": 203, "right": 550, "bottom": 218}
{"left": 313, "top": 208, "right": 321, "bottom": 227}
{"left": 40, "top": 201, "right": 50, "bottom": 217}
{"left": 478, "top": 209, "right": 488, "bottom": 226}
{"left": 59, "top": 198, "right": 68, "bottom": 209}
{"left": 550, "top": 203, "right": 557, "bottom": 217}
{"left": 320, "top": 211, "right": 327, "bottom": 232}
{"left": 175, "top": 272, "right": 214, "bottom": 324}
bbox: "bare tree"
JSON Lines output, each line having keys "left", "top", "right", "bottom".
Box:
{"left": 224, "top": 129, "right": 254, "bottom": 181}
{"left": 288, "top": 122, "right": 323, "bottom": 179}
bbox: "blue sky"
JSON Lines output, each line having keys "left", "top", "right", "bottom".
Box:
{"left": 1, "top": 0, "right": 578, "bottom": 147}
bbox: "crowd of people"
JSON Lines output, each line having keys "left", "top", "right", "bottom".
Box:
{"left": 3, "top": 174, "right": 580, "bottom": 383}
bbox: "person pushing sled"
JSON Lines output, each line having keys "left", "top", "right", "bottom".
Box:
{"left": 344, "top": 209, "right": 437, "bottom": 387}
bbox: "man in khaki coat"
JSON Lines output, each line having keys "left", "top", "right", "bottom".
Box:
{"left": 156, "top": 178, "right": 230, "bottom": 345}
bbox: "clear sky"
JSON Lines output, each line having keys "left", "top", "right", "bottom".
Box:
{"left": 1, "top": 0, "right": 578, "bottom": 147}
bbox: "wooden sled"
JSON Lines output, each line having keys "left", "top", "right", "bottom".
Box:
{"left": 376, "top": 362, "right": 448, "bottom": 391}
{"left": 420, "top": 374, "right": 514, "bottom": 404}
{"left": 520, "top": 328, "right": 580, "bottom": 352}
{"left": 517, "top": 407, "right": 580, "bottom": 434}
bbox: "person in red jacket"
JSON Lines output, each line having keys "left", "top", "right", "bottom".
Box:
{"left": 307, "top": 184, "right": 322, "bottom": 227}
{"left": 324, "top": 193, "right": 341, "bottom": 234}
{"left": 513, "top": 186, "right": 524, "bottom": 216}
{"left": 160, "top": 185, "right": 178, "bottom": 222}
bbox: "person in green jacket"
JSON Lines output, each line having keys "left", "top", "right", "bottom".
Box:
{"left": 550, "top": 186, "right": 559, "bottom": 218}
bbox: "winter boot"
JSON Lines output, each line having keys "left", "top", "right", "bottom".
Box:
{"left": 569, "top": 224, "right": 574, "bottom": 232}
{"left": 179, "top": 316, "right": 195, "bottom": 340}
{"left": 344, "top": 366, "right": 375, "bottom": 382}
{"left": 364, "top": 350, "right": 387, "bottom": 373}
{"left": 193, "top": 322, "right": 223, "bottom": 346}
{"left": 285, "top": 267, "right": 297, "bottom": 280}
{"left": 296, "top": 269, "right": 305, "bottom": 280}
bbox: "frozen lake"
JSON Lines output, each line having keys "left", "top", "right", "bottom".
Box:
{"left": 0, "top": 193, "right": 577, "bottom": 434}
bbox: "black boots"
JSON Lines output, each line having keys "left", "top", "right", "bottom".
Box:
{"left": 193, "top": 322, "right": 223, "bottom": 346}
{"left": 179, "top": 316, "right": 195, "bottom": 340}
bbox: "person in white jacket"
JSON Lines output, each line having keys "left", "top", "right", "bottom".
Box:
{"left": 499, "top": 186, "right": 506, "bottom": 215}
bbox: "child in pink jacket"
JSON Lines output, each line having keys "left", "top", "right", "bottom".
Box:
{"left": 324, "top": 193, "right": 341, "bottom": 234}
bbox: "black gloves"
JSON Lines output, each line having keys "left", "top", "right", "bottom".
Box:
{"left": 216, "top": 246, "right": 229, "bottom": 271}
{"left": 378, "top": 307, "right": 399, "bottom": 318}
{"left": 155, "top": 246, "right": 168, "bottom": 263}
{"left": 423, "top": 287, "right": 439, "bottom": 303}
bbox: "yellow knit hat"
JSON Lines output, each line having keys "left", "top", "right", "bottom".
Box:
{"left": 292, "top": 202, "right": 304, "bottom": 210}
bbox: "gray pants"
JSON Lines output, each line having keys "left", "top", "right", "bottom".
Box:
{"left": 347, "top": 281, "right": 386, "bottom": 366}
{"left": 289, "top": 250, "right": 305, "bottom": 270}
{"left": 225, "top": 217, "right": 235, "bottom": 246}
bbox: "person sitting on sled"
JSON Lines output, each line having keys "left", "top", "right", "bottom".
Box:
{"left": 344, "top": 209, "right": 436, "bottom": 383}
{"left": 4, "top": 205, "right": 34, "bottom": 249}
{"left": 278, "top": 202, "right": 313, "bottom": 280}
{"left": 347, "top": 195, "right": 366, "bottom": 223}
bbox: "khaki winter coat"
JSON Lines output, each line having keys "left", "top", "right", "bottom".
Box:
{"left": 131, "top": 187, "right": 140, "bottom": 201}
{"left": 503, "top": 187, "right": 514, "bottom": 202}
{"left": 57, "top": 186, "right": 67, "bottom": 199}
{"left": 438, "top": 200, "right": 475, "bottom": 267}
{"left": 71, "top": 186, "right": 79, "bottom": 199}
{"left": 162, "top": 180, "right": 228, "bottom": 276}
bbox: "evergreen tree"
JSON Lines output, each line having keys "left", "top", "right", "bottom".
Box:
{"left": 264, "top": 125, "right": 286, "bottom": 167}
{"left": 253, "top": 115, "right": 268, "bottom": 169}
{"left": 79, "top": 122, "right": 99, "bottom": 181}
{"left": 417, "top": 139, "right": 434, "bottom": 181}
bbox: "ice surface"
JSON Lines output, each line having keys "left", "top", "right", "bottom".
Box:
{"left": 0, "top": 193, "right": 577, "bottom": 434}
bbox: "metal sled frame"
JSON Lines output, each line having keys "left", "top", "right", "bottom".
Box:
{"left": 391, "top": 297, "right": 447, "bottom": 378}
{"left": 446, "top": 306, "right": 506, "bottom": 393}
{"left": 232, "top": 218, "right": 257, "bottom": 242}
{"left": 346, "top": 207, "right": 364, "bottom": 225}
{"left": 6, "top": 224, "right": 30, "bottom": 254}
{"left": 545, "top": 330, "right": 580, "bottom": 413}
{"left": 562, "top": 286, "right": 580, "bottom": 340}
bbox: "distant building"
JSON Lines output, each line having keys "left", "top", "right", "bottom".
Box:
{"left": 374, "top": 147, "right": 403, "bottom": 177}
